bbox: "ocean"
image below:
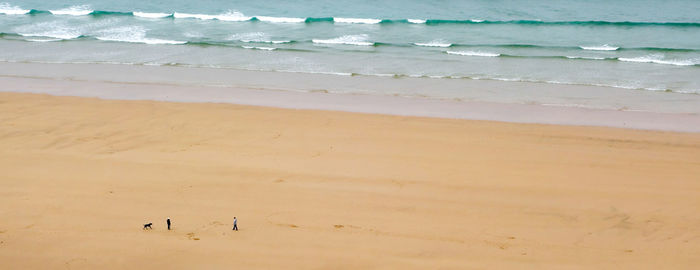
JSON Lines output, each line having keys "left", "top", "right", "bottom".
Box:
{"left": 1, "top": 0, "right": 699, "bottom": 94}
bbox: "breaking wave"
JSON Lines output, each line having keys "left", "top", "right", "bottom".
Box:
{"left": 446, "top": 50, "right": 501, "bottom": 57}
{"left": 312, "top": 34, "right": 374, "bottom": 46}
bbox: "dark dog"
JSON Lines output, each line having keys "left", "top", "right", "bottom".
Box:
{"left": 143, "top": 223, "right": 153, "bottom": 230}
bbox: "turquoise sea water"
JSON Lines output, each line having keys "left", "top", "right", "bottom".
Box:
{"left": 1, "top": 0, "right": 699, "bottom": 93}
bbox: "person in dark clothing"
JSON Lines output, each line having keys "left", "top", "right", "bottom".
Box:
{"left": 167, "top": 218, "right": 171, "bottom": 230}
{"left": 232, "top": 217, "right": 238, "bottom": 231}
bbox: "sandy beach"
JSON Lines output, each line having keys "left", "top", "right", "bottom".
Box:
{"left": 1, "top": 90, "right": 699, "bottom": 269}
{"left": 3, "top": 0, "right": 699, "bottom": 267}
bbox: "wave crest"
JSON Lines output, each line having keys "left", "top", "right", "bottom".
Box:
{"left": 334, "top": 17, "right": 381, "bottom": 24}
{"left": 5, "top": 6, "right": 700, "bottom": 28}
{"left": 0, "top": 3, "right": 29, "bottom": 14}
{"left": 414, "top": 40, "right": 452, "bottom": 47}
{"left": 446, "top": 50, "right": 500, "bottom": 57}
{"left": 134, "top": 11, "right": 172, "bottom": 18}
{"left": 618, "top": 54, "right": 697, "bottom": 66}
{"left": 312, "top": 34, "right": 374, "bottom": 46}
{"left": 49, "top": 5, "right": 93, "bottom": 16}
{"left": 254, "top": 16, "right": 305, "bottom": 23}
{"left": 242, "top": 46, "right": 276, "bottom": 51}
{"left": 580, "top": 44, "right": 619, "bottom": 51}
{"left": 174, "top": 10, "right": 249, "bottom": 21}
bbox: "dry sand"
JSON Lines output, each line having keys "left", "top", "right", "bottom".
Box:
{"left": 1, "top": 92, "right": 699, "bottom": 269}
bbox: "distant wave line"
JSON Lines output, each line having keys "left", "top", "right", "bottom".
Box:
{"left": 2, "top": 59, "right": 695, "bottom": 94}
{"left": 2, "top": 8, "right": 700, "bottom": 27}
{"left": 4, "top": 35, "right": 698, "bottom": 67}
{"left": 2, "top": 31, "right": 699, "bottom": 54}
{"left": 445, "top": 51, "right": 698, "bottom": 66}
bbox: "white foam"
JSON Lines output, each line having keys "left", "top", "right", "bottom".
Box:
{"left": 241, "top": 40, "right": 291, "bottom": 44}
{"left": 579, "top": 44, "right": 619, "bottom": 51}
{"left": 242, "top": 46, "right": 276, "bottom": 51}
{"left": 470, "top": 19, "right": 485, "bottom": 23}
{"left": 97, "top": 36, "right": 186, "bottom": 45}
{"left": 407, "top": 19, "right": 426, "bottom": 24}
{"left": 134, "top": 11, "right": 172, "bottom": 18}
{"left": 15, "top": 21, "right": 82, "bottom": 40}
{"left": 565, "top": 56, "right": 606, "bottom": 60}
{"left": 276, "top": 70, "right": 354, "bottom": 77}
{"left": 229, "top": 32, "right": 265, "bottom": 40}
{"left": 618, "top": 55, "right": 696, "bottom": 66}
{"left": 25, "top": 38, "right": 62, "bottom": 42}
{"left": 414, "top": 40, "right": 452, "bottom": 47}
{"left": 183, "top": 32, "right": 203, "bottom": 38}
{"left": 590, "top": 83, "right": 640, "bottom": 90}
{"left": 334, "top": 17, "right": 381, "bottom": 24}
{"left": 490, "top": 77, "right": 523, "bottom": 82}
{"left": 230, "top": 32, "right": 289, "bottom": 44}
{"left": 215, "top": 10, "right": 251, "bottom": 21}
{"left": 540, "top": 103, "right": 589, "bottom": 108}
{"left": 19, "top": 32, "right": 81, "bottom": 40}
{"left": 446, "top": 50, "right": 500, "bottom": 57}
{"left": 174, "top": 12, "right": 215, "bottom": 20}
{"left": 0, "top": 3, "right": 30, "bottom": 14}
{"left": 174, "top": 10, "right": 250, "bottom": 21}
{"left": 312, "top": 71, "right": 353, "bottom": 76}
{"left": 142, "top": 39, "right": 186, "bottom": 45}
{"left": 655, "top": 59, "right": 696, "bottom": 66}
{"left": 617, "top": 55, "right": 660, "bottom": 63}
{"left": 255, "top": 16, "right": 305, "bottom": 23}
{"left": 49, "top": 5, "right": 93, "bottom": 16}
{"left": 96, "top": 26, "right": 186, "bottom": 45}
{"left": 312, "top": 34, "right": 374, "bottom": 46}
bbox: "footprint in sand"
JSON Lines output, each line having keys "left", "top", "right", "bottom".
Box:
{"left": 333, "top": 224, "right": 362, "bottom": 229}
{"left": 485, "top": 240, "right": 509, "bottom": 250}
{"left": 64, "top": 258, "right": 88, "bottom": 269}
{"left": 201, "top": 221, "right": 226, "bottom": 230}
{"left": 186, "top": 232, "right": 200, "bottom": 240}
{"left": 273, "top": 222, "right": 298, "bottom": 228}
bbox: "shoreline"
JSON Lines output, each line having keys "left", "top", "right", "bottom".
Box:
{"left": 3, "top": 61, "right": 700, "bottom": 114}
{"left": 1, "top": 62, "right": 700, "bottom": 132}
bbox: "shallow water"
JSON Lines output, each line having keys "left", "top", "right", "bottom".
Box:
{"left": 1, "top": 0, "right": 699, "bottom": 93}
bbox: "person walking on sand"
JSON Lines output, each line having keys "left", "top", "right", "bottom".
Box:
{"left": 167, "top": 217, "right": 171, "bottom": 230}
{"left": 232, "top": 217, "right": 238, "bottom": 231}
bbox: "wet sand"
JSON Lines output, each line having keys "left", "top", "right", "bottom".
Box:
{"left": 3, "top": 62, "right": 700, "bottom": 133}
{"left": 1, "top": 92, "right": 699, "bottom": 269}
